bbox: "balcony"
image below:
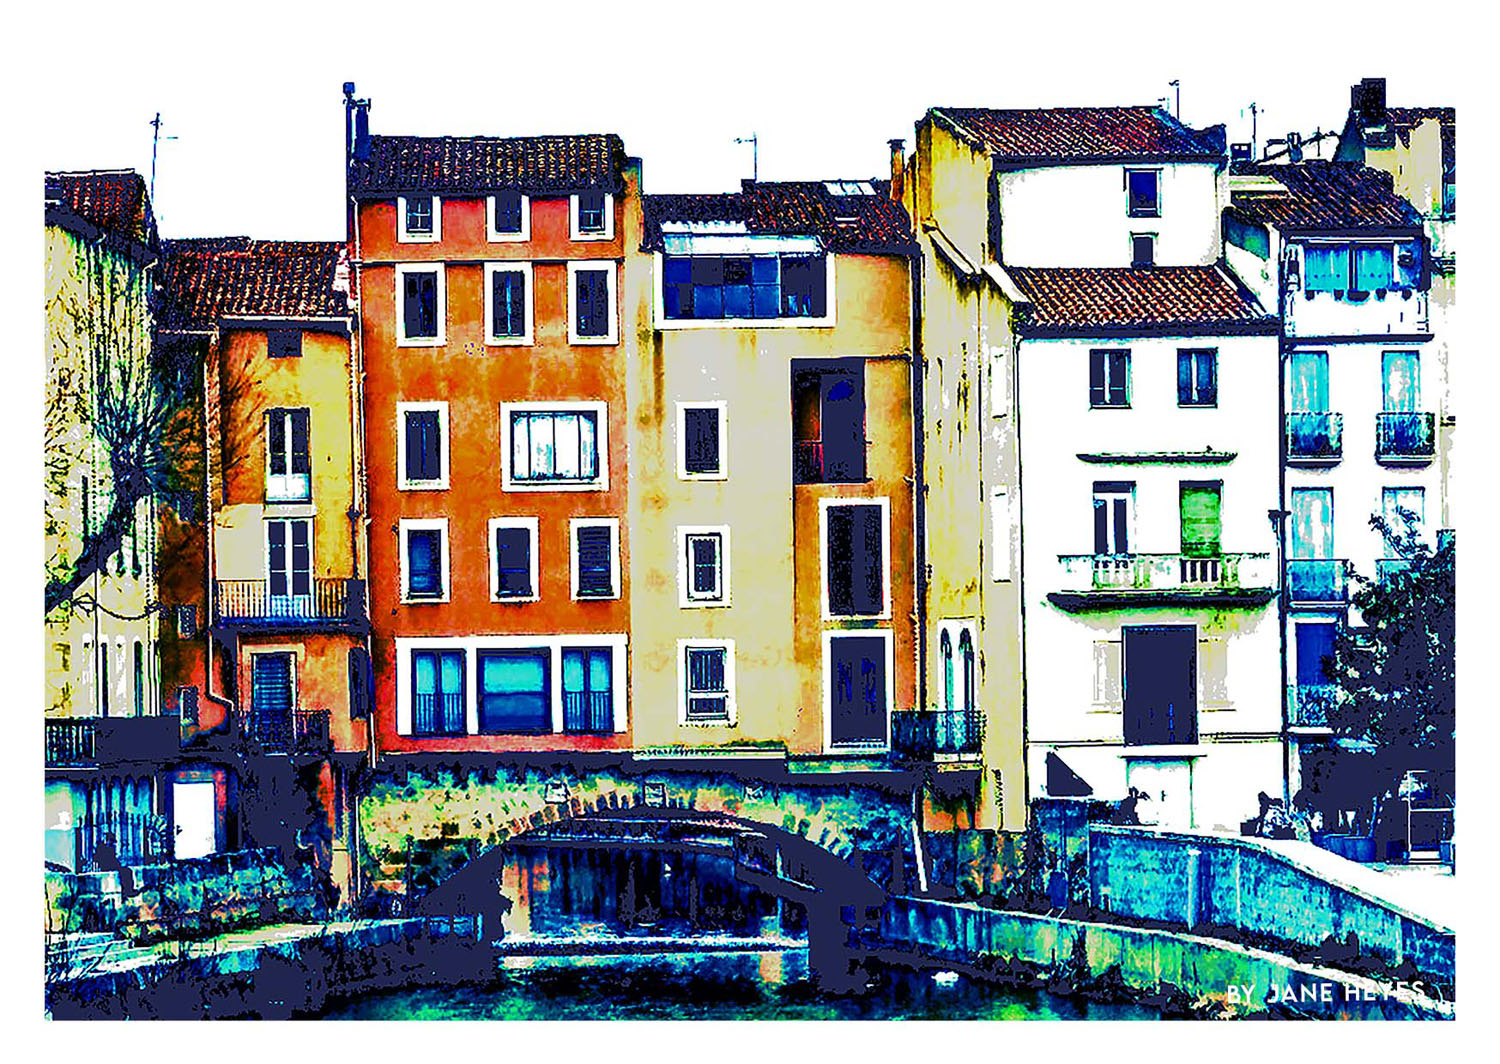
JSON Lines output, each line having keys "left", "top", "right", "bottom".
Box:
{"left": 1286, "top": 412, "right": 1343, "bottom": 465}
{"left": 1284, "top": 285, "right": 1429, "bottom": 339}
{"left": 45, "top": 715, "right": 182, "bottom": 769}
{"left": 1289, "top": 684, "right": 1338, "bottom": 730}
{"left": 45, "top": 719, "right": 97, "bottom": 766}
{"left": 1048, "top": 553, "right": 1276, "bottom": 612}
{"left": 237, "top": 708, "right": 331, "bottom": 754}
{"left": 562, "top": 691, "right": 614, "bottom": 735}
{"left": 1286, "top": 559, "right": 1349, "bottom": 605}
{"left": 891, "top": 709, "right": 984, "bottom": 759}
{"left": 793, "top": 438, "right": 867, "bottom": 484}
{"left": 412, "top": 692, "right": 467, "bottom": 738}
{"left": 214, "top": 578, "right": 367, "bottom": 630}
{"left": 1375, "top": 412, "right": 1436, "bottom": 464}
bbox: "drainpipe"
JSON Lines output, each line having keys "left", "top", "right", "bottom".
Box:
{"left": 1275, "top": 238, "right": 1292, "bottom": 812}
{"left": 202, "top": 331, "right": 235, "bottom": 727}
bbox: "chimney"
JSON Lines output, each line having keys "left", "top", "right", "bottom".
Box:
{"left": 1352, "top": 77, "right": 1387, "bottom": 120}
{"left": 888, "top": 138, "right": 905, "bottom": 203}
{"left": 353, "top": 100, "right": 371, "bottom": 163}
{"left": 1287, "top": 132, "right": 1303, "bottom": 163}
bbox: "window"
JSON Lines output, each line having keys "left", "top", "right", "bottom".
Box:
{"left": 177, "top": 604, "right": 197, "bottom": 639}
{"left": 1303, "top": 242, "right": 1414, "bottom": 294}
{"left": 570, "top": 190, "right": 614, "bottom": 240}
{"left": 562, "top": 647, "right": 614, "bottom": 734}
{"left": 941, "top": 629, "right": 954, "bottom": 712}
{"left": 400, "top": 519, "right": 449, "bottom": 602}
{"left": 1089, "top": 349, "right": 1130, "bottom": 407}
{"left": 485, "top": 263, "right": 533, "bottom": 345}
{"left": 1122, "top": 625, "right": 1198, "bottom": 746}
{"left": 1177, "top": 349, "right": 1218, "bottom": 407}
{"left": 397, "top": 194, "right": 440, "bottom": 242}
{"left": 348, "top": 647, "right": 372, "bottom": 718}
{"left": 1382, "top": 487, "right": 1425, "bottom": 543}
{"left": 266, "top": 409, "right": 311, "bottom": 502}
{"left": 662, "top": 254, "right": 829, "bottom": 321}
{"left": 568, "top": 263, "right": 617, "bottom": 343}
{"left": 266, "top": 518, "right": 312, "bottom": 603}
{"left": 1382, "top": 350, "right": 1420, "bottom": 412}
{"left": 397, "top": 402, "right": 448, "bottom": 490}
{"left": 1131, "top": 233, "right": 1156, "bottom": 268}
{"left": 571, "top": 519, "right": 619, "bottom": 600}
{"left": 826, "top": 632, "right": 891, "bottom": 749}
{"left": 1288, "top": 350, "right": 1329, "bottom": 411}
{"left": 678, "top": 402, "right": 726, "bottom": 479}
{"left": 1353, "top": 245, "right": 1394, "bottom": 291}
{"left": 1125, "top": 169, "right": 1160, "bottom": 217}
{"left": 793, "top": 363, "right": 866, "bottom": 483}
{"left": 678, "top": 526, "right": 730, "bottom": 607}
{"left": 133, "top": 640, "right": 144, "bottom": 717}
{"left": 1179, "top": 481, "right": 1222, "bottom": 557}
{"left": 267, "top": 329, "right": 302, "bottom": 359}
{"left": 396, "top": 264, "right": 445, "bottom": 345}
{"left": 178, "top": 685, "right": 200, "bottom": 728}
{"left": 477, "top": 649, "right": 551, "bottom": 734}
{"left": 1093, "top": 481, "right": 1134, "bottom": 555}
{"left": 823, "top": 500, "right": 888, "bottom": 617}
{"left": 504, "top": 404, "right": 607, "bottom": 490}
{"left": 489, "top": 517, "right": 539, "bottom": 602}
{"left": 487, "top": 191, "right": 530, "bottom": 241}
{"left": 411, "top": 649, "right": 465, "bottom": 736}
{"left": 680, "top": 640, "right": 734, "bottom": 725}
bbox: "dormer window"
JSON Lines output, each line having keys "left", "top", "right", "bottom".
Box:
{"left": 1125, "top": 169, "right": 1160, "bottom": 218}
{"left": 398, "top": 194, "right": 440, "bottom": 242}
{"left": 571, "top": 190, "right": 614, "bottom": 240}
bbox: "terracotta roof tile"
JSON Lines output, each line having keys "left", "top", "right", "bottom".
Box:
{"left": 643, "top": 180, "right": 915, "bottom": 255}
{"left": 159, "top": 238, "right": 348, "bottom": 331}
{"left": 44, "top": 169, "right": 156, "bottom": 246}
{"left": 1006, "top": 265, "right": 1272, "bottom": 335}
{"left": 935, "top": 106, "right": 1224, "bottom": 163}
{"left": 1229, "top": 161, "right": 1423, "bottom": 231}
{"left": 349, "top": 133, "right": 626, "bottom": 195}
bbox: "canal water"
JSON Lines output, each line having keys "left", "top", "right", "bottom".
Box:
{"left": 322, "top": 949, "right": 1162, "bottom": 1020}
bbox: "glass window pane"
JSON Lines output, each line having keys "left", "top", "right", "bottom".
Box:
{"left": 530, "top": 414, "right": 555, "bottom": 478}
{"left": 554, "top": 414, "right": 581, "bottom": 478}
{"left": 579, "top": 414, "right": 598, "bottom": 478}
{"left": 414, "top": 653, "right": 435, "bottom": 694}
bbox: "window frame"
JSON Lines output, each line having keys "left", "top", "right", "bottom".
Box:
{"left": 1092, "top": 481, "right": 1136, "bottom": 556}
{"left": 395, "top": 263, "right": 446, "bottom": 347}
{"left": 654, "top": 251, "right": 837, "bottom": 331}
{"left": 566, "top": 261, "right": 619, "bottom": 345}
{"left": 264, "top": 407, "right": 312, "bottom": 503}
{"left": 486, "top": 191, "right": 531, "bottom": 243}
{"left": 1130, "top": 232, "right": 1156, "bottom": 268}
{"left": 1177, "top": 348, "right": 1218, "bottom": 408}
{"left": 819, "top": 496, "right": 892, "bottom": 621}
{"left": 397, "top": 194, "right": 442, "bottom": 243}
{"left": 396, "top": 401, "right": 450, "bottom": 491}
{"left": 821, "top": 628, "right": 895, "bottom": 754}
{"left": 483, "top": 262, "right": 534, "bottom": 346}
{"left": 677, "top": 638, "right": 736, "bottom": 726}
{"left": 569, "top": 517, "right": 621, "bottom": 601}
{"left": 488, "top": 516, "right": 540, "bottom": 604}
{"left": 501, "top": 400, "right": 610, "bottom": 492}
{"left": 570, "top": 190, "right": 615, "bottom": 241}
{"left": 407, "top": 646, "right": 468, "bottom": 737}
{"left": 677, "top": 525, "right": 731, "bottom": 608}
{"left": 1089, "top": 348, "right": 1131, "bottom": 409}
{"left": 264, "top": 517, "right": 314, "bottom": 601}
{"left": 676, "top": 401, "right": 728, "bottom": 481}
{"left": 1125, "top": 168, "right": 1161, "bottom": 218}
{"left": 399, "top": 517, "right": 450, "bottom": 604}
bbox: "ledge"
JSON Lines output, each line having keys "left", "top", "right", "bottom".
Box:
{"left": 1077, "top": 450, "right": 1236, "bottom": 465}
{"left": 1047, "top": 588, "right": 1276, "bottom": 613}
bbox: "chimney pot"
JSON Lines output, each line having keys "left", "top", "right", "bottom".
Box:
{"left": 888, "top": 138, "right": 905, "bottom": 203}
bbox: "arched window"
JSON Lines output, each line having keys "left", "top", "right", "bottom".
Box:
{"left": 959, "top": 629, "right": 975, "bottom": 714}
{"left": 940, "top": 630, "right": 954, "bottom": 712}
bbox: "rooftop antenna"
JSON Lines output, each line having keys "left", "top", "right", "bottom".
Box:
{"left": 1248, "top": 102, "right": 1260, "bottom": 160}
{"left": 734, "top": 133, "right": 758, "bottom": 182}
{"left": 149, "top": 112, "right": 176, "bottom": 203}
{"left": 1169, "top": 80, "right": 1181, "bottom": 120}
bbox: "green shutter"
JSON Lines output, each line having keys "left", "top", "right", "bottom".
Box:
{"left": 1180, "top": 484, "right": 1222, "bottom": 558}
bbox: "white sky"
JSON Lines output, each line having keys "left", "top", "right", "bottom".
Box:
{"left": 21, "top": 0, "right": 1471, "bottom": 241}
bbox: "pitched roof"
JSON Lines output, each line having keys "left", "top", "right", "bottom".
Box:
{"left": 1228, "top": 161, "right": 1424, "bottom": 231}
{"left": 158, "top": 238, "right": 348, "bottom": 331}
{"left": 933, "top": 106, "right": 1224, "bottom": 164}
{"left": 44, "top": 169, "right": 157, "bottom": 247}
{"left": 643, "top": 180, "right": 916, "bottom": 255}
{"left": 349, "top": 133, "right": 627, "bottom": 196}
{"left": 1006, "top": 265, "right": 1273, "bottom": 336}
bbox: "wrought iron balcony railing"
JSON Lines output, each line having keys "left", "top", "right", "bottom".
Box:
{"left": 412, "top": 692, "right": 466, "bottom": 738}
{"left": 1375, "top": 412, "right": 1436, "bottom": 463}
{"left": 1286, "top": 559, "right": 1349, "bottom": 605}
{"left": 214, "top": 578, "right": 366, "bottom": 627}
{"left": 237, "top": 708, "right": 332, "bottom": 754}
{"left": 890, "top": 709, "right": 984, "bottom": 759}
{"left": 45, "top": 718, "right": 98, "bottom": 767}
{"left": 562, "top": 690, "right": 614, "bottom": 734}
{"left": 1286, "top": 412, "right": 1343, "bottom": 463}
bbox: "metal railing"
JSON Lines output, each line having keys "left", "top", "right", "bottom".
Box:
{"left": 1057, "top": 552, "right": 1273, "bottom": 593}
{"left": 562, "top": 690, "right": 613, "bottom": 734}
{"left": 214, "top": 578, "right": 365, "bottom": 625}
{"left": 1375, "top": 412, "right": 1436, "bottom": 462}
{"left": 45, "top": 719, "right": 99, "bottom": 767}
{"left": 73, "top": 813, "right": 170, "bottom": 871}
{"left": 1286, "top": 412, "right": 1343, "bottom": 462}
{"left": 1286, "top": 559, "right": 1349, "bottom": 604}
{"left": 1289, "top": 684, "right": 1338, "bottom": 728}
{"left": 412, "top": 692, "right": 466, "bottom": 737}
{"left": 238, "top": 708, "right": 332, "bottom": 753}
{"left": 891, "top": 709, "right": 984, "bottom": 758}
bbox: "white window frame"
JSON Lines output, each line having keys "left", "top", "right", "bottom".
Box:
{"left": 1093, "top": 484, "right": 1136, "bottom": 556}
{"left": 397, "top": 194, "right": 441, "bottom": 243}
{"left": 819, "top": 496, "right": 892, "bottom": 621}
{"left": 264, "top": 517, "right": 314, "bottom": 600}
{"left": 249, "top": 646, "right": 301, "bottom": 713}
{"left": 396, "top": 401, "right": 450, "bottom": 491}
{"left": 677, "top": 638, "right": 736, "bottom": 726}
{"left": 486, "top": 192, "right": 531, "bottom": 243}
{"left": 1124, "top": 168, "right": 1161, "bottom": 218}
{"left": 566, "top": 261, "right": 619, "bottom": 345}
{"left": 501, "top": 400, "right": 610, "bottom": 492}
{"left": 677, "top": 525, "right": 731, "bottom": 608}
{"left": 399, "top": 517, "right": 450, "bottom": 604}
{"left": 676, "top": 401, "right": 728, "bottom": 481}
{"left": 395, "top": 263, "right": 446, "bottom": 347}
{"left": 652, "top": 251, "right": 838, "bottom": 331}
{"left": 570, "top": 191, "right": 615, "bottom": 241}
{"left": 569, "top": 517, "right": 621, "bottom": 601}
{"left": 264, "top": 408, "right": 312, "bottom": 503}
{"left": 821, "top": 629, "right": 895, "bottom": 754}
{"left": 483, "top": 262, "right": 534, "bottom": 346}
{"left": 488, "top": 516, "right": 540, "bottom": 604}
